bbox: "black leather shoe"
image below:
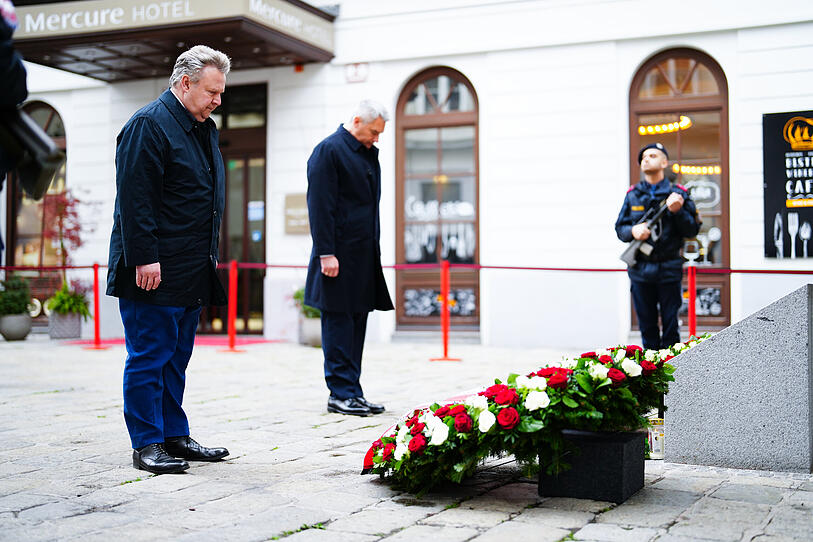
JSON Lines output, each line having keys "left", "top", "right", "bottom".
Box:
{"left": 133, "top": 443, "right": 189, "bottom": 474}
{"left": 327, "top": 396, "right": 371, "bottom": 416}
{"left": 164, "top": 436, "right": 229, "bottom": 461}
{"left": 356, "top": 396, "right": 385, "bottom": 414}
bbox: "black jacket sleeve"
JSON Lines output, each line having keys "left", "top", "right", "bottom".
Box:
{"left": 306, "top": 142, "right": 339, "bottom": 256}
{"left": 115, "top": 116, "right": 165, "bottom": 267}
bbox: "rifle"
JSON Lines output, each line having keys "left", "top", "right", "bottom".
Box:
{"left": 620, "top": 199, "right": 669, "bottom": 266}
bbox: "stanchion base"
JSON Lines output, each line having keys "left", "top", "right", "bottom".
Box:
{"left": 218, "top": 347, "right": 246, "bottom": 353}
{"left": 83, "top": 344, "right": 111, "bottom": 350}
{"left": 430, "top": 357, "right": 462, "bottom": 362}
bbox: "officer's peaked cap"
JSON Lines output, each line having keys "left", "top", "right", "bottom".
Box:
{"left": 638, "top": 142, "right": 668, "bottom": 164}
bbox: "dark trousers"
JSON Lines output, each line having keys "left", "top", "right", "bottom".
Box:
{"left": 320, "top": 310, "right": 368, "bottom": 400}
{"left": 630, "top": 280, "right": 682, "bottom": 350}
{"left": 119, "top": 298, "right": 201, "bottom": 449}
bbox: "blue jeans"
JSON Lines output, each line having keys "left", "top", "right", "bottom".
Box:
{"left": 630, "top": 280, "right": 682, "bottom": 350}
{"left": 320, "top": 311, "right": 368, "bottom": 400}
{"left": 119, "top": 298, "right": 201, "bottom": 449}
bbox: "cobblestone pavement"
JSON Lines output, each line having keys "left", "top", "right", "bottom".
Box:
{"left": 0, "top": 337, "right": 811, "bottom": 541}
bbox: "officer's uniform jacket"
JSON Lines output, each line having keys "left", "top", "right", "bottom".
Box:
{"left": 615, "top": 178, "right": 701, "bottom": 283}
{"left": 304, "top": 125, "right": 394, "bottom": 313}
{"left": 106, "top": 89, "right": 227, "bottom": 307}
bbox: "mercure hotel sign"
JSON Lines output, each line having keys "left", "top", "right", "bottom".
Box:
{"left": 15, "top": 0, "right": 333, "bottom": 52}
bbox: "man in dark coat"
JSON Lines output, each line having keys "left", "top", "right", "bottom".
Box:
{"left": 107, "top": 45, "right": 231, "bottom": 474}
{"left": 305, "top": 100, "right": 394, "bottom": 417}
{"left": 615, "top": 142, "right": 701, "bottom": 350}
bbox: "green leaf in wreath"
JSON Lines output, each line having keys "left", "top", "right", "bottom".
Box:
{"left": 506, "top": 373, "right": 519, "bottom": 386}
{"left": 575, "top": 374, "right": 594, "bottom": 393}
{"left": 517, "top": 418, "right": 545, "bottom": 433}
{"left": 562, "top": 396, "right": 578, "bottom": 408}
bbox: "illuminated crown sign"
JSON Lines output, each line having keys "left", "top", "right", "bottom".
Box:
{"left": 783, "top": 116, "right": 813, "bottom": 151}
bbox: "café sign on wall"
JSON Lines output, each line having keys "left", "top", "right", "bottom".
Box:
{"left": 763, "top": 111, "right": 813, "bottom": 259}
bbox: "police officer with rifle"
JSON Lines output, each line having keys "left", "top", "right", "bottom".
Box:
{"left": 615, "top": 142, "right": 701, "bottom": 350}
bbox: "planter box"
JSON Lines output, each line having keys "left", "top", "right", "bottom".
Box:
{"left": 539, "top": 429, "right": 645, "bottom": 503}
{"left": 49, "top": 312, "right": 82, "bottom": 339}
{"left": 298, "top": 316, "right": 321, "bottom": 347}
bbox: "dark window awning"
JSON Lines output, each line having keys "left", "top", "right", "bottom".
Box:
{"left": 12, "top": 0, "right": 335, "bottom": 82}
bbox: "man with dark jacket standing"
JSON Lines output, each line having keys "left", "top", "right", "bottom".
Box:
{"left": 107, "top": 45, "right": 230, "bottom": 474}
{"left": 305, "top": 100, "right": 394, "bottom": 417}
{"left": 615, "top": 142, "right": 701, "bottom": 350}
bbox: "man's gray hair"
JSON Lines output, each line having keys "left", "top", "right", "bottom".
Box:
{"left": 168, "top": 45, "right": 231, "bottom": 88}
{"left": 351, "top": 99, "right": 390, "bottom": 124}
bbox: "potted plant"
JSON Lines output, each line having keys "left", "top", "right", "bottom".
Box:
{"left": 45, "top": 281, "right": 91, "bottom": 339}
{"left": 0, "top": 275, "right": 33, "bottom": 341}
{"left": 293, "top": 287, "right": 321, "bottom": 347}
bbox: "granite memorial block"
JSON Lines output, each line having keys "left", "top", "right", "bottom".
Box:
{"left": 666, "top": 284, "right": 813, "bottom": 472}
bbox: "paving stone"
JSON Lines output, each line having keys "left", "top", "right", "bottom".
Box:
{"left": 540, "top": 496, "right": 616, "bottom": 513}
{"left": 379, "top": 524, "right": 480, "bottom": 542}
{"left": 512, "top": 506, "right": 594, "bottom": 529}
{"left": 650, "top": 476, "right": 722, "bottom": 494}
{"left": 0, "top": 492, "right": 59, "bottom": 513}
{"left": 785, "top": 489, "right": 813, "bottom": 507}
{"left": 764, "top": 507, "right": 813, "bottom": 539}
{"left": 16, "top": 500, "right": 92, "bottom": 524}
{"left": 470, "top": 519, "right": 570, "bottom": 542}
{"left": 284, "top": 529, "right": 379, "bottom": 542}
{"left": 667, "top": 497, "right": 771, "bottom": 541}
{"left": 574, "top": 523, "right": 661, "bottom": 541}
{"left": 710, "top": 483, "right": 787, "bottom": 505}
{"left": 596, "top": 503, "right": 686, "bottom": 528}
{"left": 420, "top": 507, "right": 510, "bottom": 529}
{"left": 327, "top": 507, "right": 432, "bottom": 535}
{"left": 77, "top": 522, "right": 191, "bottom": 541}
{"left": 798, "top": 481, "right": 813, "bottom": 492}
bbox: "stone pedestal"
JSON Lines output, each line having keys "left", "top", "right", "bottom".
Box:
{"left": 539, "top": 430, "right": 645, "bottom": 503}
{"left": 666, "top": 284, "right": 813, "bottom": 472}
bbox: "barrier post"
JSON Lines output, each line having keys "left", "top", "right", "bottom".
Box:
{"left": 430, "top": 260, "right": 461, "bottom": 362}
{"left": 687, "top": 263, "right": 697, "bottom": 339}
{"left": 220, "top": 259, "right": 244, "bottom": 353}
{"left": 83, "top": 262, "right": 110, "bottom": 350}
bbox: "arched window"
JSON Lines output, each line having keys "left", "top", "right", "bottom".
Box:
{"left": 6, "top": 102, "right": 69, "bottom": 323}
{"left": 629, "top": 48, "right": 730, "bottom": 330}
{"left": 396, "top": 67, "right": 479, "bottom": 329}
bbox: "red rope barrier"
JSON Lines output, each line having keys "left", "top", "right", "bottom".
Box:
{"left": 688, "top": 265, "right": 697, "bottom": 338}
{"left": 220, "top": 259, "right": 244, "bottom": 353}
{"left": 83, "top": 262, "right": 110, "bottom": 351}
{"left": 430, "top": 260, "right": 461, "bottom": 362}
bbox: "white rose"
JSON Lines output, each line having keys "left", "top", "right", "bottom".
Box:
{"left": 658, "top": 349, "right": 671, "bottom": 359}
{"left": 614, "top": 349, "right": 627, "bottom": 362}
{"left": 559, "top": 358, "right": 578, "bottom": 369}
{"left": 529, "top": 376, "right": 547, "bottom": 391}
{"left": 478, "top": 410, "right": 496, "bottom": 432}
{"left": 644, "top": 350, "right": 657, "bottom": 361}
{"left": 672, "top": 342, "right": 686, "bottom": 352}
{"left": 621, "top": 358, "right": 642, "bottom": 377}
{"left": 397, "top": 424, "right": 410, "bottom": 443}
{"left": 524, "top": 390, "right": 550, "bottom": 411}
{"left": 588, "top": 363, "right": 609, "bottom": 380}
{"left": 596, "top": 349, "right": 611, "bottom": 358}
{"left": 394, "top": 442, "right": 406, "bottom": 461}
{"left": 688, "top": 340, "right": 698, "bottom": 348}
{"left": 514, "top": 375, "right": 531, "bottom": 390}
{"left": 466, "top": 395, "right": 488, "bottom": 411}
{"left": 429, "top": 422, "right": 449, "bottom": 446}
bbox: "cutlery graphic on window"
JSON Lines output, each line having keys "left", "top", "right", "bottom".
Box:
{"left": 773, "top": 213, "right": 783, "bottom": 258}
{"left": 801, "top": 221, "right": 812, "bottom": 258}
{"left": 788, "top": 212, "right": 799, "bottom": 259}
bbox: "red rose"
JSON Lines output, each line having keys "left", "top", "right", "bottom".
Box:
{"left": 626, "top": 345, "right": 643, "bottom": 357}
{"left": 495, "top": 388, "right": 519, "bottom": 405}
{"left": 448, "top": 404, "right": 466, "bottom": 416}
{"left": 480, "top": 384, "right": 508, "bottom": 399}
{"left": 405, "top": 415, "right": 417, "bottom": 428}
{"left": 547, "top": 372, "right": 568, "bottom": 389}
{"left": 641, "top": 360, "right": 657, "bottom": 376}
{"left": 598, "top": 355, "right": 613, "bottom": 365}
{"left": 408, "top": 434, "right": 427, "bottom": 455}
{"left": 454, "top": 413, "right": 473, "bottom": 433}
{"left": 608, "top": 368, "right": 626, "bottom": 386}
{"left": 536, "top": 367, "right": 557, "bottom": 378}
{"left": 580, "top": 351, "right": 597, "bottom": 358}
{"left": 382, "top": 443, "right": 395, "bottom": 461}
{"left": 363, "top": 446, "right": 375, "bottom": 469}
{"left": 372, "top": 439, "right": 383, "bottom": 451}
{"left": 410, "top": 422, "right": 426, "bottom": 436}
{"left": 664, "top": 355, "right": 674, "bottom": 362}
{"left": 497, "top": 407, "right": 520, "bottom": 430}
{"left": 434, "top": 405, "right": 451, "bottom": 418}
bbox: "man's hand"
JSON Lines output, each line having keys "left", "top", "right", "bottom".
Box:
{"left": 666, "top": 192, "right": 685, "bottom": 213}
{"left": 135, "top": 262, "right": 161, "bottom": 291}
{"left": 631, "top": 223, "right": 651, "bottom": 241}
{"left": 320, "top": 256, "right": 339, "bottom": 278}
